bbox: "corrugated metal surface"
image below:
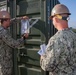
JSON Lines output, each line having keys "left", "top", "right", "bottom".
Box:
{"left": 46, "top": 0, "right": 60, "bottom": 42}
{"left": 0, "top": 0, "right": 7, "bottom": 11}
{"left": 0, "top": 0, "right": 60, "bottom": 75}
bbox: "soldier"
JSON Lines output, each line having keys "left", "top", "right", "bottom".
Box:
{"left": 40, "top": 4, "right": 76, "bottom": 75}
{"left": 0, "top": 11, "right": 28, "bottom": 75}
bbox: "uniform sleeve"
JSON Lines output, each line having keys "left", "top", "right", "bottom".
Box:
{"left": 40, "top": 38, "right": 62, "bottom": 72}
{"left": 1, "top": 29, "right": 24, "bottom": 49}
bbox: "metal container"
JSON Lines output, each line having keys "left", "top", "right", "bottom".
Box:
{"left": 0, "top": 0, "right": 60, "bottom": 75}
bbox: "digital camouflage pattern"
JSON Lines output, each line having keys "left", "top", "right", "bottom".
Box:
{"left": 40, "top": 28, "right": 76, "bottom": 75}
{"left": 0, "top": 26, "right": 24, "bottom": 75}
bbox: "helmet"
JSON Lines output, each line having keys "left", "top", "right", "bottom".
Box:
{"left": 50, "top": 4, "right": 71, "bottom": 19}
{"left": 0, "top": 11, "right": 10, "bottom": 19}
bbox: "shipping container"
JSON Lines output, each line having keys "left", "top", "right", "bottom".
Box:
{"left": 0, "top": 0, "right": 60, "bottom": 75}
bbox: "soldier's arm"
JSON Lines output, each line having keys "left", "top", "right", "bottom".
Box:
{"left": 1, "top": 29, "right": 24, "bottom": 49}
{"left": 40, "top": 39, "right": 62, "bottom": 72}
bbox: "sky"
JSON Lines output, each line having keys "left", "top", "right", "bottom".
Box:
{"left": 59, "top": 0, "right": 76, "bottom": 28}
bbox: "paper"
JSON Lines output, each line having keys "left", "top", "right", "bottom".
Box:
{"left": 38, "top": 44, "right": 46, "bottom": 55}
{"left": 21, "top": 20, "right": 30, "bottom": 35}
{"left": 21, "top": 19, "right": 39, "bottom": 35}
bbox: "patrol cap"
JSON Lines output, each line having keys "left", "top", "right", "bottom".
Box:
{"left": 50, "top": 4, "right": 71, "bottom": 19}
{"left": 0, "top": 11, "right": 10, "bottom": 19}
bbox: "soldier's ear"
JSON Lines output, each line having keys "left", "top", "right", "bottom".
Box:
{"left": 54, "top": 17, "right": 59, "bottom": 23}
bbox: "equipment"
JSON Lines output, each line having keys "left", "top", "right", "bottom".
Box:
{"left": 56, "top": 14, "right": 70, "bottom": 21}
{"left": 0, "top": 11, "right": 10, "bottom": 19}
{"left": 50, "top": 4, "right": 71, "bottom": 19}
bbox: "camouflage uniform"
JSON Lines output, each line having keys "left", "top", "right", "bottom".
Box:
{"left": 40, "top": 28, "right": 76, "bottom": 75}
{"left": 0, "top": 26, "right": 24, "bottom": 75}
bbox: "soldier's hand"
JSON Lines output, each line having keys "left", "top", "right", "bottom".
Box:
{"left": 41, "top": 55, "right": 44, "bottom": 59}
{"left": 21, "top": 16, "right": 29, "bottom": 20}
{"left": 23, "top": 33, "right": 29, "bottom": 38}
